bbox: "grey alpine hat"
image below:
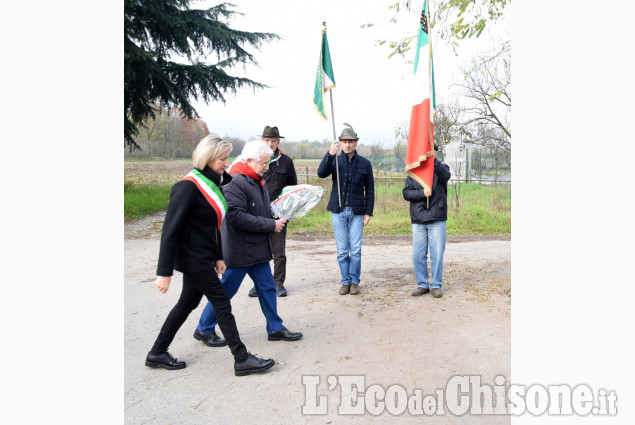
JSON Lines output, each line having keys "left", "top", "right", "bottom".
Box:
{"left": 338, "top": 123, "right": 358, "bottom": 141}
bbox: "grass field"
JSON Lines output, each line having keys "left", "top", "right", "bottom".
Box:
{"left": 124, "top": 160, "right": 511, "bottom": 235}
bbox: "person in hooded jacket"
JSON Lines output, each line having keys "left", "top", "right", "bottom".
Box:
{"left": 146, "top": 136, "right": 275, "bottom": 377}
{"left": 402, "top": 145, "right": 451, "bottom": 298}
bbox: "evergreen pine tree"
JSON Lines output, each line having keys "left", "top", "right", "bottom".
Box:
{"left": 124, "top": 0, "right": 278, "bottom": 150}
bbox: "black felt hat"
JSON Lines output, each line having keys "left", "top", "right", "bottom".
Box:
{"left": 261, "top": 126, "right": 284, "bottom": 138}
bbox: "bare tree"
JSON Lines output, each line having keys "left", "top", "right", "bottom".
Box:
{"left": 434, "top": 102, "right": 466, "bottom": 149}
{"left": 368, "top": 140, "right": 387, "bottom": 157}
{"left": 471, "top": 147, "right": 484, "bottom": 179}
{"left": 445, "top": 144, "right": 466, "bottom": 208}
{"left": 223, "top": 136, "right": 246, "bottom": 157}
{"left": 454, "top": 42, "right": 511, "bottom": 149}
{"left": 393, "top": 140, "right": 406, "bottom": 166}
{"left": 468, "top": 127, "right": 510, "bottom": 179}
{"left": 296, "top": 141, "right": 310, "bottom": 159}
{"left": 368, "top": 139, "right": 388, "bottom": 170}
{"left": 393, "top": 121, "right": 410, "bottom": 170}
{"left": 394, "top": 120, "right": 409, "bottom": 143}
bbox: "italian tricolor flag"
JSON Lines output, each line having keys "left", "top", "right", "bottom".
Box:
{"left": 181, "top": 169, "right": 228, "bottom": 228}
{"left": 405, "top": 0, "right": 436, "bottom": 191}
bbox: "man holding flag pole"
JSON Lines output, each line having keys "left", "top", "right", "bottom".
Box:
{"left": 313, "top": 24, "right": 374, "bottom": 296}
{"left": 403, "top": 0, "right": 451, "bottom": 299}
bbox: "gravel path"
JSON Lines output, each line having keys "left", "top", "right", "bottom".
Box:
{"left": 125, "top": 213, "right": 511, "bottom": 424}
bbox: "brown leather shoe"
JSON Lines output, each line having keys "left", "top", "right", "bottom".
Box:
{"left": 411, "top": 287, "right": 430, "bottom": 296}
{"left": 339, "top": 284, "right": 350, "bottom": 295}
{"left": 431, "top": 288, "right": 443, "bottom": 298}
{"left": 349, "top": 284, "right": 360, "bottom": 295}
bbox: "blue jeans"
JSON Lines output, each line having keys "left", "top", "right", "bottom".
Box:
{"left": 197, "top": 262, "right": 284, "bottom": 335}
{"left": 412, "top": 220, "right": 447, "bottom": 289}
{"left": 331, "top": 207, "right": 364, "bottom": 285}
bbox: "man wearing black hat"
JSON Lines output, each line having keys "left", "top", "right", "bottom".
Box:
{"left": 317, "top": 124, "right": 374, "bottom": 295}
{"left": 247, "top": 126, "right": 298, "bottom": 297}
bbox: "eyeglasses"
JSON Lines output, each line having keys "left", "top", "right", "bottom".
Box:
{"left": 262, "top": 138, "right": 280, "bottom": 144}
{"left": 257, "top": 161, "right": 269, "bottom": 168}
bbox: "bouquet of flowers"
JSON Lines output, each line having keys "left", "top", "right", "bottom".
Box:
{"left": 270, "top": 184, "right": 324, "bottom": 220}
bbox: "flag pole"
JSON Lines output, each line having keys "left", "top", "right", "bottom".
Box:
{"left": 324, "top": 21, "right": 341, "bottom": 208}
{"left": 329, "top": 90, "right": 336, "bottom": 139}
{"left": 330, "top": 90, "right": 342, "bottom": 208}
{"left": 426, "top": 1, "right": 433, "bottom": 209}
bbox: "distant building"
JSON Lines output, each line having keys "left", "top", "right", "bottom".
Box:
{"left": 441, "top": 142, "right": 474, "bottom": 181}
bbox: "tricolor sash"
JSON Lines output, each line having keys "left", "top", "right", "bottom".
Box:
{"left": 269, "top": 148, "right": 282, "bottom": 164}
{"left": 181, "top": 169, "right": 228, "bottom": 229}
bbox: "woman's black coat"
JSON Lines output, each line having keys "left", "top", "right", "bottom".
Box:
{"left": 156, "top": 167, "right": 231, "bottom": 276}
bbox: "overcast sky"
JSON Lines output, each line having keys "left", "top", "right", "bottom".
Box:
{"left": 192, "top": 0, "right": 510, "bottom": 145}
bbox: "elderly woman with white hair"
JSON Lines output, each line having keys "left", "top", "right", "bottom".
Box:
{"left": 194, "top": 140, "right": 304, "bottom": 345}
{"left": 146, "top": 136, "right": 275, "bottom": 376}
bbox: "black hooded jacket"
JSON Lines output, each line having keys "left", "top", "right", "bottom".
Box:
{"left": 402, "top": 158, "right": 451, "bottom": 223}
{"left": 220, "top": 172, "right": 277, "bottom": 268}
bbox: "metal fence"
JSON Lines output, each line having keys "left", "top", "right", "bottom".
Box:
{"left": 295, "top": 168, "right": 510, "bottom": 216}
{"left": 296, "top": 170, "right": 511, "bottom": 186}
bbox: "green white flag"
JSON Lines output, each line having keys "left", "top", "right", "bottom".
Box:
{"left": 313, "top": 29, "right": 336, "bottom": 120}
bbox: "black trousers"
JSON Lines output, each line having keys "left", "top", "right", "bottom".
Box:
{"left": 272, "top": 225, "right": 287, "bottom": 286}
{"left": 150, "top": 268, "right": 248, "bottom": 362}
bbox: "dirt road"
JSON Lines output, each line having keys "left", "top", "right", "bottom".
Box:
{"left": 124, "top": 212, "right": 510, "bottom": 424}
